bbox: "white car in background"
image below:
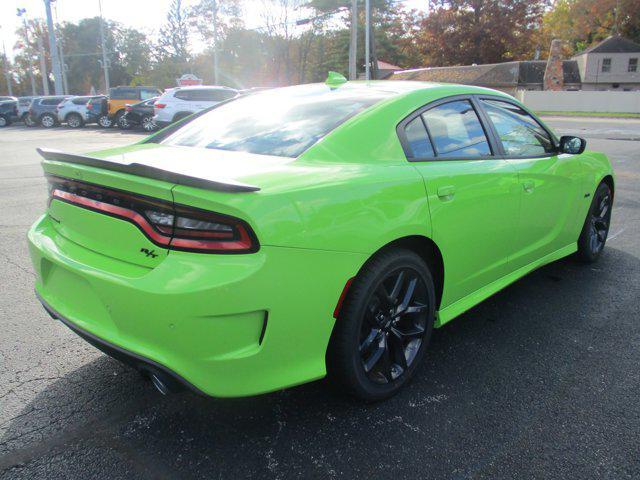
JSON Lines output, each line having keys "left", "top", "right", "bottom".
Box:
{"left": 57, "top": 95, "right": 107, "bottom": 128}
{"left": 153, "top": 86, "right": 238, "bottom": 128}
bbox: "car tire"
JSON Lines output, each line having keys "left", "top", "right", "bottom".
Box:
{"left": 98, "top": 114, "right": 113, "bottom": 128}
{"left": 24, "top": 114, "right": 36, "bottom": 127}
{"left": 66, "top": 112, "right": 84, "bottom": 128}
{"left": 0, "top": 115, "right": 9, "bottom": 127}
{"left": 117, "top": 113, "right": 131, "bottom": 130}
{"left": 114, "top": 111, "right": 128, "bottom": 129}
{"left": 141, "top": 115, "right": 156, "bottom": 132}
{"left": 327, "top": 248, "right": 436, "bottom": 402}
{"left": 576, "top": 181, "right": 613, "bottom": 263}
{"left": 40, "top": 113, "right": 57, "bottom": 128}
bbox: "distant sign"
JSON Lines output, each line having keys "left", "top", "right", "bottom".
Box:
{"left": 176, "top": 74, "right": 203, "bottom": 87}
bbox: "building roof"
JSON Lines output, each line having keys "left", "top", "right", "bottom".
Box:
{"left": 391, "top": 60, "right": 581, "bottom": 87}
{"left": 575, "top": 35, "right": 640, "bottom": 55}
{"left": 377, "top": 60, "right": 401, "bottom": 71}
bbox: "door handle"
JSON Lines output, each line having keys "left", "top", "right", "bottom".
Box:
{"left": 437, "top": 185, "right": 455, "bottom": 200}
{"left": 523, "top": 180, "right": 535, "bottom": 193}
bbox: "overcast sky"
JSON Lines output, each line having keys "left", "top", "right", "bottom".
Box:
{"left": 1, "top": 0, "right": 427, "bottom": 61}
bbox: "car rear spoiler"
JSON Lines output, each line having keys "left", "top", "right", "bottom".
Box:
{"left": 37, "top": 148, "right": 260, "bottom": 193}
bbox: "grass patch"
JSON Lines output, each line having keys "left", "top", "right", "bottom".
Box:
{"left": 536, "top": 111, "right": 640, "bottom": 118}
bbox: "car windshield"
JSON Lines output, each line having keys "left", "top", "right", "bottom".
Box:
{"left": 159, "top": 85, "right": 389, "bottom": 158}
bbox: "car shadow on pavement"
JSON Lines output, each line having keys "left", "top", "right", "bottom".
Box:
{"left": 2, "top": 247, "right": 638, "bottom": 478}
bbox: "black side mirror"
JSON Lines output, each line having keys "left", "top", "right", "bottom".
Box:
{"left": 559, "top": 136, "right": 586, "bottom": 154}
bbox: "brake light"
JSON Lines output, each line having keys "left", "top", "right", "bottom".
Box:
{"left": 155, "top": 103, "right": 166, "bottom": 109}
{"left": 47, "top": 176, "right": 258, "bottom": 253}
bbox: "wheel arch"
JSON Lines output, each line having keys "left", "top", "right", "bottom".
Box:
{"left": 601, "top": 174, "right": 615, "bottom": 201}
{"left": 342, "top": 235, "right": 445, "bottom": 313}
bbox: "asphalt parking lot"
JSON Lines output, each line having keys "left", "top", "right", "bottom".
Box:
{"left": 1, "top": 118, "right": 639, "bottom": 479}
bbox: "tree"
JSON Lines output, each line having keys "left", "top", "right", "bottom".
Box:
{"left": 541, "top": 0, "right": 640, "bottom": 56}
{"left": 416, "top": 0, "right": 548, "bottom": 67}
{"left": 157, "top": 0, "right": 191, "bottom": 62}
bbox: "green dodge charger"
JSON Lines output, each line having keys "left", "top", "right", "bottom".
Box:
{"left": 28, "top": 78, "right": 614, "bottom": 401}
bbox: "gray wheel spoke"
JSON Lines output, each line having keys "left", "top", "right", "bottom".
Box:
{"left": 397, "top": 278, "right": 417, "bottom": 313}
{"left": 363, "top": 336, "right": 385, "bottom": 373}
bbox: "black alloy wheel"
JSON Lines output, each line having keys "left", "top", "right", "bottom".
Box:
{"left": 327, "top": 248, "right": 436, "bottom": 401}
{"left": 577, "top": 182, "right": 612, "bottom": 263}
{"left": 359, "top": 268, "right": 429, "bottom": 384}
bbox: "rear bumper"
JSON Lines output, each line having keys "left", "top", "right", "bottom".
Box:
{"left": 28, "top": 214, "right": 365, "bottom": 397}
{"left": 38, "top": 291, "right": 205, "bottom": 395}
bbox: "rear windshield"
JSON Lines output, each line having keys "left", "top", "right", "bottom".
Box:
{"left": 160, "top": 86, "right": 388, "bottom": 158}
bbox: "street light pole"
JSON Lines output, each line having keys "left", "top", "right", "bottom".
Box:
{"left": 44, "top": 0, "right": 63, "bottom": 95}
{"left": 348, "top": 0, "right": 357, "bottom": 80}
{"left": 98, "top": 0, "right": 110, "bottom": 92}
{"left": 212, "top": 0, "right": 219, "bottom": 84}
{"left": 365, "top": 0, "right": 370, "bottom": 80}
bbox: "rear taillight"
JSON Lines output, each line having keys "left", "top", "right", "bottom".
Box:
{"left": 125, "top": 105, "right": 132, "bottom": 111}
{"left": 47, "top": 176, "right": 258, "bottom": 253}
{"left": 154, "top": 103, "right": 166, "bottom": 109}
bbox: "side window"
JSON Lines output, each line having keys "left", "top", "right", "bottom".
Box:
{"left": 404, "top": 116, "right": 434, "bottom": 158}
{"left": 480, "top": 99, "right": 555, "bottom": 156}
{"left": 421, "top": 100, "right": 491, "bottom": 158}
{"left": 601, "top": 58, "right": 611, "bottom": 73}
{"left": 174, "top": 90, "right": 193, "bottom": 101}
{"left": 73, "top": 98, "right": 88, "bottom": 105}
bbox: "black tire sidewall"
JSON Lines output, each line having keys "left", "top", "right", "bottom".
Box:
{"left": 328, "top": 249, "right": 436, "bottom": 401}
{"left": 67, "top": 113, "right": 83, "bottom": 128}
{"left": 577, "top": 182, "right": 612, "bottom": 263}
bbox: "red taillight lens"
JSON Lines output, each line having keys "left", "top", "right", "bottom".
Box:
{"left": 125, "top": 105, "right": 132, "bottom": 111}
{"left": 47, "top": 176, "right": 258, "bottom": 253}
{"left": 154, "top": 103, "right": 166, "bottom": 109}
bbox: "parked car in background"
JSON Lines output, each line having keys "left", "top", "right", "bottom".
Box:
{"left": 0, "top": 96, "right": 17, "bottom": 103}
{"left": 153, "top": 86, "right": 238, "bottom": 128}
{"left": 57, "top": 95, "right": 107, "bottom": 128}
{"left": 0, "top": 100, "right": 18, "bottom": 127}
{"left": 28, "top": 96, "right": 72, "bottom": 128}
{"left": 17, "top": 96, "right": 37, "bottom": 126}
{"left": 107, "top": 86, "right": 160, "bottom": 128}
{"left": 121, "top": 97, "right": 157, "bottom": 132}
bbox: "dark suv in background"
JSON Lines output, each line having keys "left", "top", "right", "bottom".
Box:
{"left": 0, "top": 100, "right": 18, "bottom": 127}
{"left": 28, "top": 96, "right": 72, "bottom": 128}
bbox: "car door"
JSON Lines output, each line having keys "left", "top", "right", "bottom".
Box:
{"left": 476, "top": 97, "right": 583, "bottom": 270}
{"left": 399, "top": 96, "right": 520, "bottom": 308}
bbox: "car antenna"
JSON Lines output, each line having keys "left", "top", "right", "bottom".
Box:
{"left": 325, "top": 71, "right": 347, "bottom": 89}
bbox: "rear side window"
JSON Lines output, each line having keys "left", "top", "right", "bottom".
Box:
{"left": 42, "top": 98, "right": 65, "bottom": 105}
{"left": 480, "top": 99, "right": 555, "bottom": 156}
{"left": 110, "top": 88, "right": 137, "bottom": 100}
{"left": 404, "top": 116, "right": 434, "bottom": 158}
{"left": 422, "top": 100, "right": 491, "bottom": 158}
{"left": 72, "top": 97, "right": 89, "bottom": 105}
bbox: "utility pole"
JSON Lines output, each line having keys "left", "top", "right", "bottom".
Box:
{"left": 0, "top": 28, "right": 13, "bottom": 96}
{"left": 37, "top": 35, "right": 49, "bottom": 95}
{"left": 17, "top": 8, "right": 37, "bottom": 95}
{"left": 98, "top": 0, "right": 110, "bottom": 92}
{"left": 365, "top": 0, "right": 370, "bottom": 80}
{"left": 212, "top": 0, "right": 219, "bottom": 84}
{"left": 52, "top": 2, "right": 68, "bottom": 94}
{"left": 44, "top": 0, "right": 63, "bottom": 95}
{"left": 348, "top": 0, "right": 357, "bottom": 80}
